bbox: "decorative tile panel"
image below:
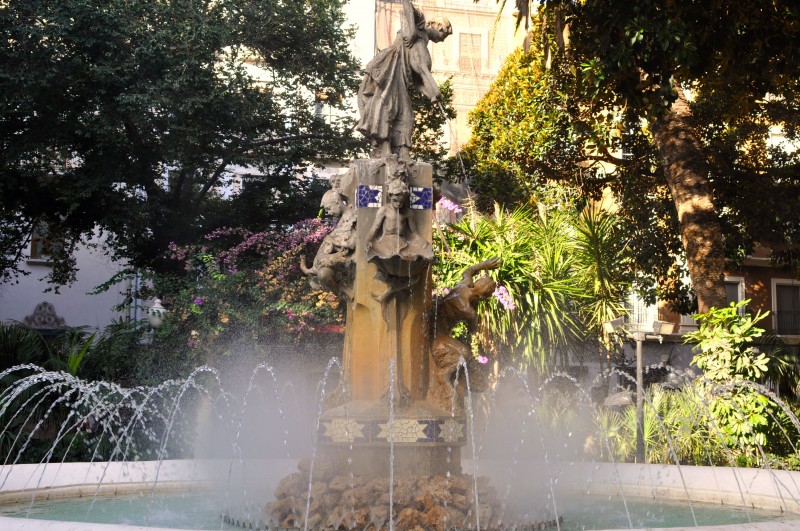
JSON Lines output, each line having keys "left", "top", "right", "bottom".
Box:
{"left": 376, "top": 419, "right": 428, "bottom": 443}
{"left": 318, "top": 416, "right": 466, "bottom": 445}
{"left": 356, "top": 184, "right": 382, "bottom": 208}
{"left": 410, "top": 187, "right": 433, "bottom": 210}
{"left": 320, "top": 418, "right": 366, "bottom": 443}
{"left": 437, "top": 418, "right": 465, "bottom": 443}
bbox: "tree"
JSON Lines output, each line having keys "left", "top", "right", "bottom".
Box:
{"left": 469, "top": 46, "right": 687, "bottom": 310}
{"left": 480, "top": 0, "right": 800, "bottom": 313}
{"left": 0, "top": 0, "right": 361, "bottom": 284}
{"left": 410, "top": 78, "right": 458, "bottom": 182}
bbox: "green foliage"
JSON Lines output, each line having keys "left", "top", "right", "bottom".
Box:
{"left": 687, "top": 301, "right": 770, "bottom": 381}
{"left": 410, "top": 78, "right": 458, "bottom": 182}
{"left": 573, "top": 204, "right": 631, "bottom": 332}
{"left": 470, "top": 1, "right": 800, "bottom": 311}
{"left": 593, "top": 384, "right": 728, "bottom": 465}
{"left": 433, "top": 184, "right": 630, "bottom": 372}
{"left": 685, "top": 301, "right": 776, "bottom": 458}
{"left": 0, "top": 0, "right": 361, "bottom": 283}
{"left": 466, "top": 43, "right": 685, "bottom": 310}
{"left": 0, "top": 323, "right": 52, "bottom": 370}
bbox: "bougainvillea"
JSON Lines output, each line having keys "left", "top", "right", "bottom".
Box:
{"left": 157, "top": 219, "right": 344, "bottom": 362}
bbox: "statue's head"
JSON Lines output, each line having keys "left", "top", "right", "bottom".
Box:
{"left": 474, "top": 275, "right": 497, "bottom": 299}
{"left": 426, "top": 17, "right": 452, "bottom": 43}
{"left": 386, "top": 179, "right": 409, "bottom": 209}
{"left": 320, "top": 189, "right": 344, "bottom": 217}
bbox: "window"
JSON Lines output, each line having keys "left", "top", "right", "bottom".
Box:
{"left": 29, "top": 223, "right": 62, "bottom": 262}
{"left": 458, "top": 33, "right": 481, "bottom": 72}
{"left": 724, "top": 276, "right": 745, "bottom": 314}
{"left": 774, "top": 281, "right": 800, "bottom": 335}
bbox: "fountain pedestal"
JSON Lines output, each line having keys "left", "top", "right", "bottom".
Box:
{"left": 338, "top": 158, "right": 433, "bottom": 403}
{"left": 319, "top": 158, "right": 466, "bottom": 478}
{"left": 318, "top": 401, "right": 463, "bottom": 478}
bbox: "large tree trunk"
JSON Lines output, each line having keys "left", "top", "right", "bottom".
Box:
{"left": 650, "top": 88, "right": 727, "bottom": 313}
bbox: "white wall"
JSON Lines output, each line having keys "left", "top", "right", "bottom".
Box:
{"left": 0, "top": 235, "right": 129, "bottom": 332}
{"left": 343, "top": 0, "right": 377, "bottom": 67}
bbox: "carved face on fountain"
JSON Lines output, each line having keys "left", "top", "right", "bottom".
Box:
{"left": 386, "top": 179, "right": 409, "bottom": 209}
{"left": 320, "top": 189, "right": 344, "bottom": 217}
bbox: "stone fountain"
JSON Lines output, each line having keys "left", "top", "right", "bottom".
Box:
{"left": 271, "top": 1, "right": 508, "bottom": 528}
{"left": 4, "top": 3, "right": 800, "bottom": 531}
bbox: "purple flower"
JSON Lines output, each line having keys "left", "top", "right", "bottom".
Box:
{"left": 492, "top": 285, "right": 516, "bottom": 311}
{"left": 436, "top": 196, "right": 463, "bottom": 214}
{"left": 476, "top": 355, "right": 489, "bottom": 365}
{"left": 193, "top": 296, "right": 205, "bottom": 306}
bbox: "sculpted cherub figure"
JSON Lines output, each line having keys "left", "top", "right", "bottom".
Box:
{"left": 365, "top": 178, "right": 434, "bottom": 304}
{"left": 300, "top": 188, "right": 357, "bottom": 299}
{"left": 428, "top": 257, "right": 501, "bottom": 412}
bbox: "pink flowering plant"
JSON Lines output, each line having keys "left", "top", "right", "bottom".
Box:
{"left": 157, "top": 218, "right": 345, "bottom": 361}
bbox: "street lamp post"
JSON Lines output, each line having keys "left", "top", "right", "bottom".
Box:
{"left": 632, "top": 330, "right": 646, "bottom": 463}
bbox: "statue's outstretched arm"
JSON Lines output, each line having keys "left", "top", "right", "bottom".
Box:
{"left": 461, "top": 257, "right": 501, "bottom": 286}
{"left": 416, "top": 66, "right": 441, "bottom": 103}
{"left": 401, "top": 0, "right": 419, "bottom": 42}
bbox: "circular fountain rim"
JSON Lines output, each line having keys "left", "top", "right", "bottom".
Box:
{"left": 1, "top": 459, "right": 798, "bottom": 531}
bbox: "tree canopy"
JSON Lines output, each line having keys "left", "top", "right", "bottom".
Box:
{"left": 472, "top": 0, "right": 800, "bottom": 312}
{"left": 0, "top": 0, "right": 361, "bottom": 284}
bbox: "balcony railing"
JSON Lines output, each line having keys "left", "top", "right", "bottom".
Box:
{"left": 776, "top": 311, "right": 800, "bottom": 335}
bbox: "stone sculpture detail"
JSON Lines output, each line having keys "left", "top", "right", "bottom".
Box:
{"left": 301, "top": 174, "right": 357, "bottom": 299}
{"left": 365, "top": 174, "right": 434, "bottom": 305}
{"left": 356, "top": 0, "right": 452, "bottom": 159}
{"left": 428, "top": 258, "right": 501, "bottom": 413}
{"left": 23, "top": 302, "right": 66, "bottom": 329}
{"left": 280, "top": 5, "right": 511, "bottom": 529}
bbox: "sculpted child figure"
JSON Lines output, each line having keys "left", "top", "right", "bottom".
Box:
{"left": 300, "top": 188, "right": 357, "bottom": 299}
{"left": 356, "top": 0, "right": 452, "bottom": 159}
{"left": 428, "top": 257, "right": 501, "bottom": 412}
{"left": 365, "top": 178, "right": 434, "bottom": 303}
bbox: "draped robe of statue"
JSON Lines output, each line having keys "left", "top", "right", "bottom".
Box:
{"left": 356, "top": 1, "right": 442, "bottom": 156}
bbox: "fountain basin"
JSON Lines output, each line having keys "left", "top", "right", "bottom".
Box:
{"left": 1, "top": 459, "right": 798, "bottom": 530}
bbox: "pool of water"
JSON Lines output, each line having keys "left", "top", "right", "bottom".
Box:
{"left": 0, "top": 491, "right": 788, "bottom": 530}
{"left": 0, "top": 491, "right": 239, "bottom": 530}
{"left": 549, "top": 494, "right": 786, "bottom": 530}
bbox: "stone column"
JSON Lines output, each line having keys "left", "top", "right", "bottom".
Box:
{"left": 340, "top": 158, "right": 433, "bottom": 402}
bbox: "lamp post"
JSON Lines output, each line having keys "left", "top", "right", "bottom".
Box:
{"left": 147, "top": 299, "right": 166, "bottom": 330}
{"left": 605, "top": 317, "right": 650, "bottom": 463}
{"left": 632, "top": 329, "right": 646, "bottom": 463}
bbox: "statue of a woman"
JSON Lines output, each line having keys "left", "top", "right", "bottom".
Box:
{"left": 356, "top": 0, "right": 452, "bottom": 159}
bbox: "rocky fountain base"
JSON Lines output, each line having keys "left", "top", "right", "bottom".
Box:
{"left": 263, "top": 458, "right": 505, "bottom": 531}
{"left": 226, "top": 401, "right": 562, "bottom": 530}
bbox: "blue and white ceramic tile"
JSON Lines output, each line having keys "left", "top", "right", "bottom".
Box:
{"left": 356, "top": 184, "right": 382, "bottom": 208}
{"left": 410, "top": 186, "right": 433, "bottom": 210}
